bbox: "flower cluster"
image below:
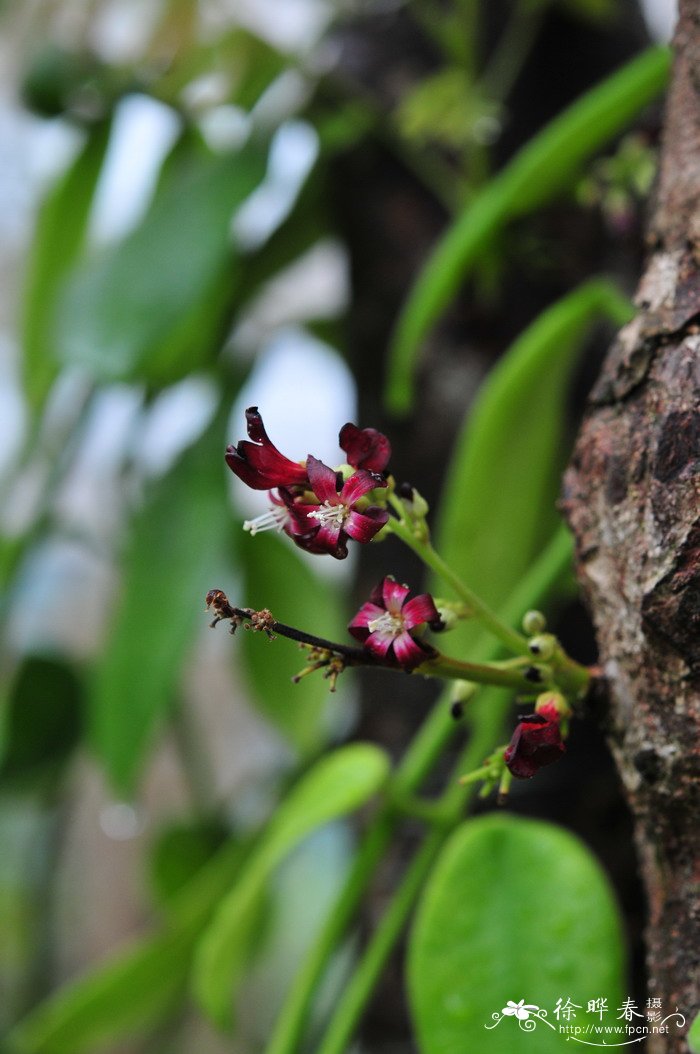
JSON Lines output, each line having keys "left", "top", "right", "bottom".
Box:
{"left": 221, "top": 409, "right": 587, "bottom": 796}
{"left": 226, "top": 409, "right": 391, "bottom": 560}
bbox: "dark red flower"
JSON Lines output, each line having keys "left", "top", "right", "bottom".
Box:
{"left": 349, "top": 576, "right": 439, "bottom": 669}
{"left": 225, "top": 407, "right": 309, "bottom": 490}
{"left": 302, "top": 456, "right": 389, "bottom": 559}
{"left": 503, "top": 713, "right": 565, "bottom": 779}
{"left": 339, "top": 423, "right": 391, "bottom": 473}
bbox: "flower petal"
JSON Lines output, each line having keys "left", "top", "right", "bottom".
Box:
{"left": 348, "top": 602, "right": 386, "bottom": 641}
{"left": 392, "top": 631, "right": 428, "bottom": 670}
{"left": 339, "top": 423, "right": 391, "bottom": 472}
{"left": 313, "top": 521, "right": 344, "bottom": 552}
{"left": 344, "top": 507, "right": 389, "bottom": 544}
{"left": 364, "top": 630, "right": 395, "bottom": 658}
{"left": 225, "top": 408, "right": 308, "bottom": 490}
{"left": 307, "top": 455, "right": 341, "bottom": 503}
{"left": 402, "top": 593, "right": 440, "bottom": 629}
{"left": 340, "top": 469, "right": 387, "bottom": 507}
{"left": 381, "top": 577, "right": 411, "bottom": 612}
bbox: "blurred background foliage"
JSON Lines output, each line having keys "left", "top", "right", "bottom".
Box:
{"left": 0, "top": 0, "right": 674, "bottom": 1051}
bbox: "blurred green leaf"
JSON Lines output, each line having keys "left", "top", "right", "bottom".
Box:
{"left": 22, "top": 120, "right": 111, "bottom": 409}
{"left": 240, "top": 533, "right": 346, "bottom": 755}
{"left": 89, "top": 411, "right": 229, "bottom": 795}
{"left": 55, "top": 138, "right": 266, "bottom": 386}
{"left": 386, "top": 46, "right": 670, "bottom": 414}
{"left": 8, "top": 929, "right": 192, "bottom": 1054}
{"left": 193, "top": 743, "right": 390, "bottom": 1029}
{"left": 149, "top": 818, "right": 228, "bottom": 906}
{"left": 432, "top": 279, "right": 632, "bottom": 655}
{"left": 408, "top": 815, "right": 625, "bottom": 1053}
{"left": 231, "top": 169, "right": 329, "bottom": 310}
{"left": 7, "top": 835, "right": 248, "bottom": 1054}
{"left": 559, "top": 0, "right": 618, "bottom": 25}
{"left": 223, "top": 29, "right": 288, "bottom": 111}
{"left": 0, "top": 656, "right": 83, "bottom": 788}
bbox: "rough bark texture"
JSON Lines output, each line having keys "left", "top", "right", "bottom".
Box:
{"left": 563, "top": 6, "right": 700, "bottom": 1049}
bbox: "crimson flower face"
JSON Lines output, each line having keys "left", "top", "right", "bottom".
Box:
{"left": 503, "top": 713, "right": 565, "bottom": 779}
{"left": 349, "top": 576, "right": 440, "bottom": 669}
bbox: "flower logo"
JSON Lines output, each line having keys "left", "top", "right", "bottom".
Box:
{"left": 502, "top": 999, "right": 540, "bottom": 1020}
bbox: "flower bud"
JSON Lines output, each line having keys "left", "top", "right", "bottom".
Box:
{"left": 522, "top": 610, "right": 546, "bottom": 635}
{"left": 528, "top": 633, "right": 556, "bottom": 660}
{"left": 534, "top": 690, "right": 572, "bottom": 721}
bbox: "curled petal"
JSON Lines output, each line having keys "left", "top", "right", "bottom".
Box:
{"left": 339, "top": 423, "right": 391, "bottom": 472}
{"left": 307, "top": 455, "right": 341, "bottom": 503}
{"left": 225, "top": 408, "right": 308, "bottom": 490}
{"left": 344, "top": 507, "right": 389, "bottom": 544}
{"left": 340, "top": 469, "right": 387, "bottom": 507}
{"left": 402, "top": 593, "right": 440, "bottom": 630}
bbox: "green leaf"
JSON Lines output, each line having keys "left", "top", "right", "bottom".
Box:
{"left": 240, "top": 532, "right": 346, "bottom": 754}
{"left": 193, "top": 743, "right": 390, "bottom": 1029}
{"left": 55, "top": 138, "right": 266, "bottom": 385}
{"left": 89, "top": 412, "right": 229, "bottom": 795}
{"left": 386, "top": 46, "right": 670, "bottom": 414}
{"left": 0, "top": 656, "right": 83, "bottom": 786}
{"left": 149, "top": 819, "right": 229, "bottom": 906}
{"left": 432, "top": 279, "right": 632, "bottom": 655}
{"left": 7, "top": 836, "right": 247, "bottom": 1054}
{"left": 22, "top": 120, "right": 112, "bottom": 409}
{"left": 689, "top": 1011, "right": 700, "bottom": 1053}
{"left": 8, "top": 929, "right": 192, "bottom": 1054}
{"left": 408, "top": 815, "right": 625, "bottom": 1054}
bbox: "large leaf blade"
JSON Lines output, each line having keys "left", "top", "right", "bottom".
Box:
{"left": 55, "top": 139, "right": 266, "bottom": 385}
{"left": 432, "top": 279, "right": 632, "bottom": 654}
{"left": 89, "top": 412, "right": 229, "bottom": 795}
{"left": 408, "top": 814, "right": 625, "bottom": 1054}
{"left": 22, "top": 120, "right": 112, "bottom": 409}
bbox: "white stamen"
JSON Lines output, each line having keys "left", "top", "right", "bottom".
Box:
{"left": 367, "top": 611, "right": 404, "bottom": 635}
{"left": 243, "top": 506, "right": 288, "bottom": 536}
{"left": 308, "top": 500, "right": 347, "bottom": 529}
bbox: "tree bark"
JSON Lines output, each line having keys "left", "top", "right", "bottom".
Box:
{"left": 563, "top": 5, "right": 700, "bottom": 1049}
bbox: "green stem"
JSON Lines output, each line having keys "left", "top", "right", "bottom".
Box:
{"left": 315, "top": 829, "right": 447, "bottom": 1054}
{"left": 315, "top": 683, "right": 513, "bottom": 1054}
{"left": 417, "top": 653, "right": 535, "bottom": 690}
{"left": 265, "top": 816, "right": 395, "bottom": 1054}
{"left": 479, "top": 0, "right": 548, "bottom": 104}
{"left": 387, "top": 511, "right": 530, "bottom": 656}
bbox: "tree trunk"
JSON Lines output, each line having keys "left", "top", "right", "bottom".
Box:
{"left": 563, "top": 5, "right": 700, "bottom": 1049}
